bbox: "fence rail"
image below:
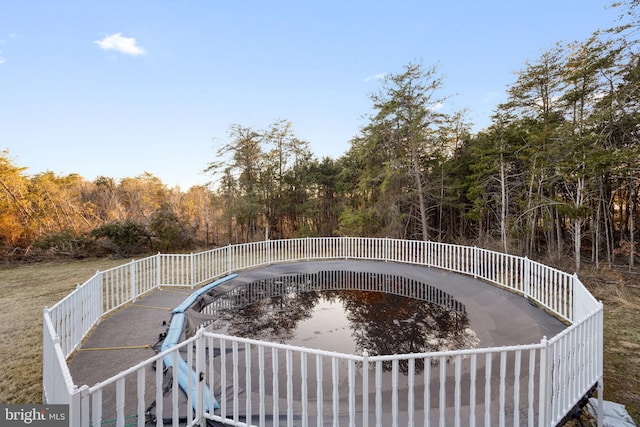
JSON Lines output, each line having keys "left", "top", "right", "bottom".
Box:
{"left": 42, "top": 237, "right": 603, "bottom": 426}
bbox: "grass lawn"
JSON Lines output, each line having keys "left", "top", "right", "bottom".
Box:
{"left": 582, "top": 268, "right": 640, "bottom": 424}
{"left": 0, "top": 258, "right": 125, "bottom": 404}
{"left": 0, "top": 257, "right": 637, "bottom": 425}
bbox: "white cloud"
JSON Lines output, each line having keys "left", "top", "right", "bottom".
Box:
{"left": 428, "top": 102, "right": 444, "bottom": 111}
{"left": 0, "top": 33, "right": 16, "bottom": 64}
{"left": 364, "top": 72, "right": 386, "bottom": 83}
{"left": 482, "top": 91, "right": 500, "bottom": 104}
{"left": 95, "top": 33, "right": 145, "bottom": 56}
{"left": 0, "top": 33, "right": 16, "bottom": 44}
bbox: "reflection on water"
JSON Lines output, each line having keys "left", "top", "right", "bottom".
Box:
{"left": 202, "top": 271, "right": 478, "bottom": 372}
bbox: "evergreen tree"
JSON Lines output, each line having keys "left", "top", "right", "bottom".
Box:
{"left": 346, "top": 62, "right": 447, "bottom": 240}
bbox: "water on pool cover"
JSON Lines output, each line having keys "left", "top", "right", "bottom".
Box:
{"left": 204, "top": 271, "right": 479, "bottom": 360}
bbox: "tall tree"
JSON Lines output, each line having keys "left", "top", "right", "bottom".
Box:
{"left": 557, "top": 36, "right": 616, "bottom": 271}
{"left": 356, "top": 62, "right": 447, "bottom": 240}
{"left": 207, "top": 125, "right": 264, "bottom": 241}
{"left": 118, "top": 173, "right": 169, "bottom": 225}
{"left": 0, "top": 150, "right": 32, "bottom": 247}
{"left": 498, "top": 46, "right": 567, "bottom": 257}
{"left": 433, "top": 110, "right": 472, "bottom": 241}
{"left": 261, "top": 120, "right": 313, "bottom": 238}
{"left": 306, "top": 157, "right": 342, "bottom": 236}
{"left": 465, "top": 115, "right": 523, "bottom": 253}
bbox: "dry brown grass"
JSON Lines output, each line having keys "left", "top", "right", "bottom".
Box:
{"left": 580, "top": 267, "right": 640, "bottom": 425}
{"left": 0, "top": 258, "right": 126, "bottom": 403}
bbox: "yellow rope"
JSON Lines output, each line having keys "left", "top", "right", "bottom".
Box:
{"left": 132, "top": 304, "right": 173, "bottom": 311}
{"left": 160, "top": 289, "right": 192, "bottom": 296}
{"left": 79, "top": 344, "right": 151, "bottom": 352}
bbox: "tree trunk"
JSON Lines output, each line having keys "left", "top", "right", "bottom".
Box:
{"left": 499, "top": 154, "right": 508, "bottom": 253}
{"left": 412, "top": 151, "right": 429, "bottom": 241}
{"left": 593, "top": 192, "right": 600, "bottom": 269}
{"left": 629, "top": 179, "right": 636, "bottom": 269}
{"left": 555, "top": 205, "right": 563, "bottom": 259}
{"left": 572, "top": 176, "right": 585, "bottom": 272}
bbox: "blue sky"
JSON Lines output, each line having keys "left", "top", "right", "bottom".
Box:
{"left": 1, "top": 1, "right": 619, "bottom": 189}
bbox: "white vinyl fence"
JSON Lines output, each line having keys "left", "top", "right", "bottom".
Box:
{"left": 42, "top": 237, "right": 603, "bottom": 426}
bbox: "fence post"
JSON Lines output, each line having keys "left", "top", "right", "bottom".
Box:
{"left": 69, "top": 386, "right": 82, "bottom": 427}
{"left": 79, "top": 385, "right": 91, "bottom": 427}
{"left": 267, "top": 239, "right": 272, "bottom": 265}
{"left": 155, "top": 252, "right": 161, "bottom": 289}
{"left": 473, "top": 246, "right": 479, "bottom": 278}
{"left": 571, "top": 273, "right": 579, "bottom": 322}
{"left": 387, "top": 237, "right": 392, "bottom": 262}
{"left": 224, "top": 243, "right": 231, "bottom": 274}
{"left": 597, "top": 377, "right": 604, "bottom": 427}
{"left": 42, "top": 308, "right": 50, "bottom": 404}
{"left": 342, "top": 236, "right": 347, "bottom": 259}
{"left": 195, "top": 328, "right": 206, "bottom": 423}
{"left": 362, "top": 350, "right": 369, "bottom": 427}
{"left": 538, "top": 336, "right": 550, "bottom": 427}
{"left": 524, "top": 256, "right": 530, "bottom": 300}
{"left": 190, "top": 252, "right": 195, "bottom": 289}
{"left": 597, "top": 302, "right": 604, "bottom": 427}
{"left": 129, "top": 259, "right": 136, "bottom": 303}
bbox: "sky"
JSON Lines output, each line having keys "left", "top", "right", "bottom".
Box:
{"left": 0, "top": 0, "right": 621, "bottom": 189}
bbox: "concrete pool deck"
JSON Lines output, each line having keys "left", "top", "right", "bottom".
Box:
{"left": 67, "top": 260, "right": 567, "bottom": 424}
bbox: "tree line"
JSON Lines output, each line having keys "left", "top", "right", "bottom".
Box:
{"left": 2, "top": 2, "right": 638, "bottom": 272}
